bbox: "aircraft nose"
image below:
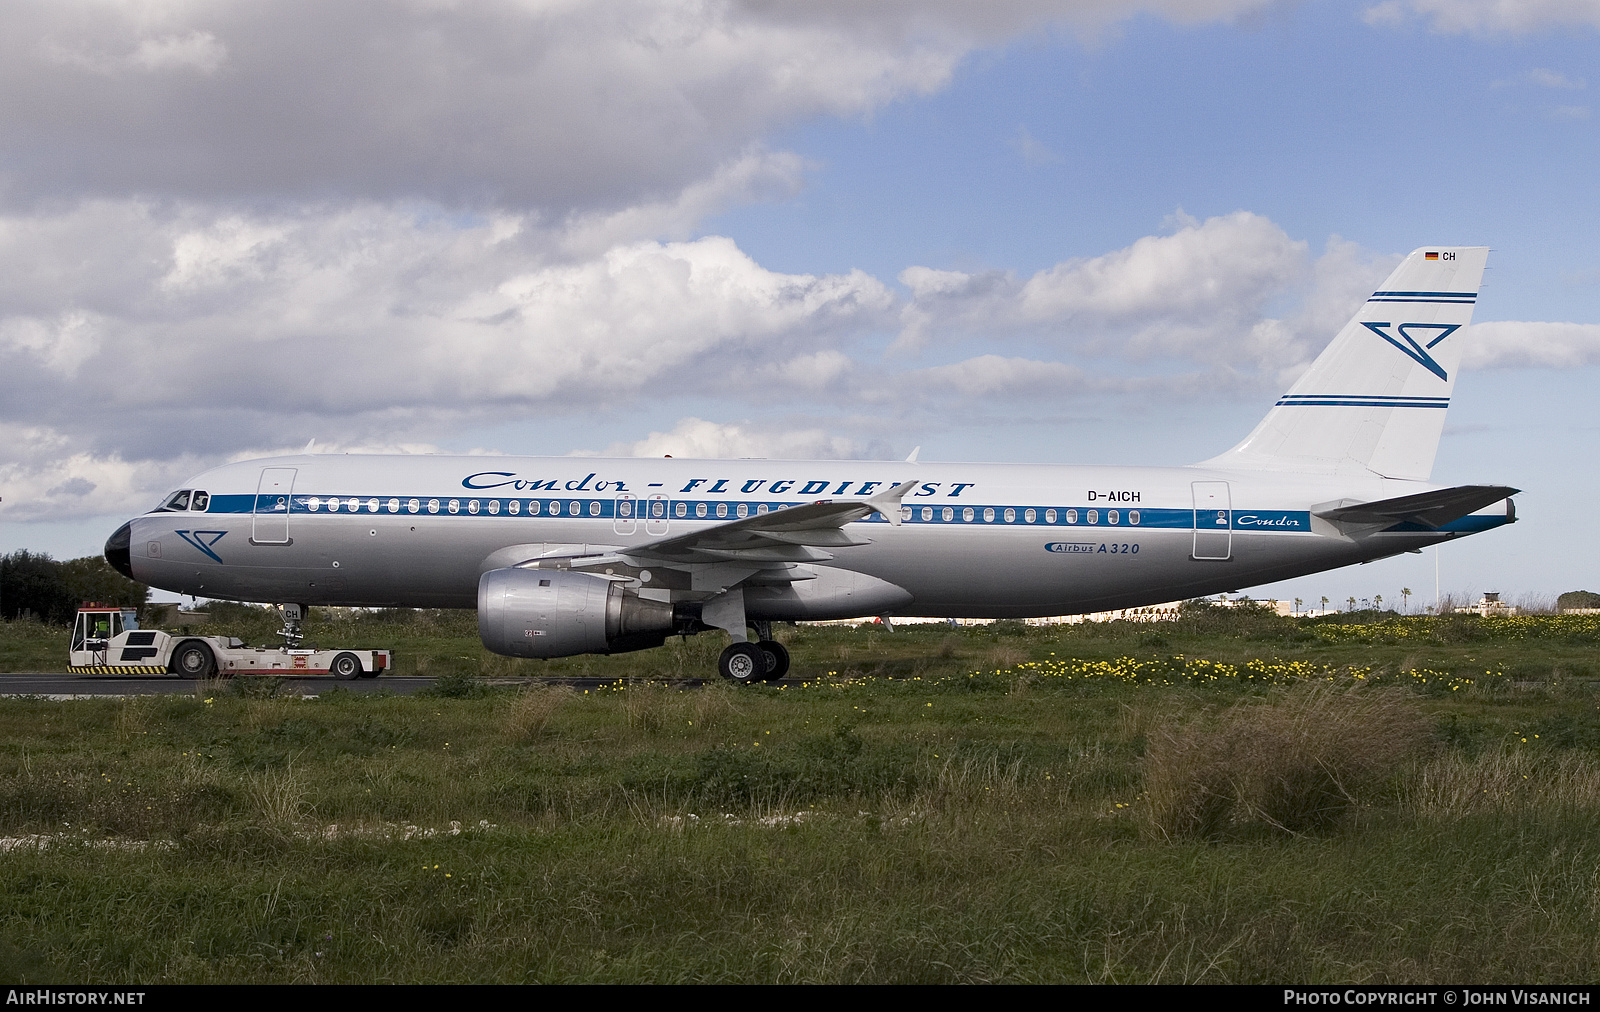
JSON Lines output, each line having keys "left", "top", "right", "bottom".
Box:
{"left": 105, "top": 522, "right": 134, "bottom": 580}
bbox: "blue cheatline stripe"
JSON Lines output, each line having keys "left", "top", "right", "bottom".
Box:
{"left": 1279, "top": 394, "right": 1449, "bottom": 401}
{"left": 181, "top": 494, "right": 1330, "bottom": 534}
{"left": 1275, "top": 396, "right": 1449, "bottom": 408}
{"left": 1370, "top": 290, "right": 1476, "bottom": 299}
{"left": 158, "top": 495, "right": 1513, "bottom": 536}
{"left": 1367, "top": 297, "right": 1475, "bottom": 304}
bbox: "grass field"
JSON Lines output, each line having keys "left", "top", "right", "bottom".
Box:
{"left": 3, "top": 608, "right": 1600, "bottom": 983}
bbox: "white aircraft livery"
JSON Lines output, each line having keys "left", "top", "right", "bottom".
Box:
{"left": 107, "top": 247, "right": 1516, "bottom": 682}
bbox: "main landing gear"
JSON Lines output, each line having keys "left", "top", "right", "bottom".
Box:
{"left": 716, "top": 621, "right": 791, "bottom": 684}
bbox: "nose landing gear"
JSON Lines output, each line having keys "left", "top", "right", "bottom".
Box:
{"left": 277, "top": 603, "right": 309, "bottom": 648}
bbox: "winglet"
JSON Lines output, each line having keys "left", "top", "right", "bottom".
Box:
{"left": 866, "top": 479, "right": 919, "bottom": 527}
{"left": 304, "top": 438, "right": 317, "bottom": 453}
{"left": 905, "top": 446, "right": 921, "bottom": 463}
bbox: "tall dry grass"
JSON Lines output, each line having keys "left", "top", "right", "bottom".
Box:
{"left": 1410, "top": 746, "right": 1600, "bottom": 816}
{"left": 622, "top": 681, "right": 677, "bottom": 735}
{"left": 247, "top": 761, "right": 309, "bottom": 828}
{"left": 1142, "top": 685, "right": 1432, "bottom": 839}
{"left": 501, "top": 685, "right": 571, "bottom": 742}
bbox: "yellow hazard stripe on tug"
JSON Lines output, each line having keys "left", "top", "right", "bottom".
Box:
{"left": 68, "top": 665, "right": 170, "bottom": 675}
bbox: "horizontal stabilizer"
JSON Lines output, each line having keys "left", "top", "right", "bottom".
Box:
{"left": 1313, "top": 484, "right": 1518, "bottom": 530}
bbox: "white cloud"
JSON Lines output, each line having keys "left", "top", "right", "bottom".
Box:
{"left": 896, "top": 211, "right": 1344, "bottom": 371}
{"left": 0, "top": 1, "right": 1283, "bottom": 215}
{"left": 131, "top": 31, "right": 228, "bottom": 74}
{"left": 590, "top": 416, "right": 868, "bottom": 460}
{"left": 1528, "top": 68, "right": 1587, "bottom": 89}
{"left": 1463, "top": 321, "right": 1600, "bottom": 369}
{"left": 1011, "top": 126, "right": 1063, "bottom": 167}
{"left": 0, "top": 201, "right": 894, "bottom": 522}
{"left": 0, "top": 422, "right": 208, "bottom": 522}
{"left": 906, "top": 355, "right": 1096, "bottom": 398}
{"left": 1363, "top": 0, "right": 1600, "bottom": 34}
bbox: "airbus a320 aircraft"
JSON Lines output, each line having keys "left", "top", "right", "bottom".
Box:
{"left": 107, "top": 247, "right": 1515, "bottom": 682}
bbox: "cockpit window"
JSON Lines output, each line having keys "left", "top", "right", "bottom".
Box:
{"left": 190, "top": 491, "right": 210, "bottom": 511}
{"left": 157, "top": 490, "right": 191, "bottom": 512}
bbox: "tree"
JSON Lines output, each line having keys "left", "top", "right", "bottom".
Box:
{"left": 1320, "top": 596, "right": 1329, "bottom": 615}
{"left": 1, "top": 551, "right": 147, "bottom": 625}
{"left": 1347, "top": 596, "right": 1357, "bottom": 612}
{"left": 1374, "top": 594, "right": 1383, "bottom": 611}
{"left": 60, "top": 556, "right": 147, "bottom": 611}
{"left": 1, "top": 551, "right": 77, "bottom": 624}
{"left": 1401, "top": 587, "right": 1412, "bottom": 614}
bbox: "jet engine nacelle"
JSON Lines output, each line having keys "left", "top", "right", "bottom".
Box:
{"left": 478, "top": 568, "right": 676, "bottom": 659}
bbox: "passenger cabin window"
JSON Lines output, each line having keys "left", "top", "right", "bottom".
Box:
{"left": 189, "top": 491, "right": 210, "bottom": 511}
{"left": 157, "top": 490, "right": 191, "bottom": 512}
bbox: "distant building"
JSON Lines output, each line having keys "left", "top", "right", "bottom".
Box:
{"left": 1463, "top": 592, "right": 1519, "bottom": 617}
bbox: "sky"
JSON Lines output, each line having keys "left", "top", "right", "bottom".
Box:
{"left": 2, "top": 0, "right": 1598, "bottom": 611}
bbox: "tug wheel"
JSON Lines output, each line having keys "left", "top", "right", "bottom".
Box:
{"left": 172, "top": 641, "right": 216, "bottom": 679}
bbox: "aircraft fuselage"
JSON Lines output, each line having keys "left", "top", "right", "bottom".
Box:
{"left": 111, "top": 453, "right": 1511, "bottom": 619}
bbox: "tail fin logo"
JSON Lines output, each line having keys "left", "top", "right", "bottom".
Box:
{"left": 1360, "top": 322, "right": 1462, "bottom": 381}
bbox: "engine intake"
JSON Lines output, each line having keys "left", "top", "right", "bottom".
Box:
{"left": 478, "top": 568, "right": 675, "bottom": 659}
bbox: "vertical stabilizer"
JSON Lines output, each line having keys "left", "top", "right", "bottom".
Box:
{"left": 1201, "top": 246, "right": 1488, "bottom": 480}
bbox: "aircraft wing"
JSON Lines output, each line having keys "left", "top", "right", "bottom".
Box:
{"left": 617, "top": 479, "right": 919, "bottom": 564}
{"left": 1313, "top": 484, "right": 1518, "bottom": 530}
